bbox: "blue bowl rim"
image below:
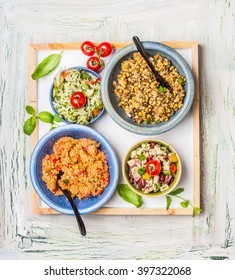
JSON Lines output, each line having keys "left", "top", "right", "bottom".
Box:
{"left": 49, "top": 66, "right": 105, "bottom": 125}
{"left": 30, "top": 125, "right": 119, "bottom": 214}
{"left": 101, "top": 41, "right": 195, "bottom": 135}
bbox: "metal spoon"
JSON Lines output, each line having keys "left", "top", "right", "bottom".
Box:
{"left": 132, "top": 36, "right": 172, "bottom": 90}
{"left": 56, "top": 171, "right": 86, "bottom": 236}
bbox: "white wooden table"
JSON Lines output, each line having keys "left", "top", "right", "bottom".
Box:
{"left": 0, "top": 0, "right": 235, "bottom": 259}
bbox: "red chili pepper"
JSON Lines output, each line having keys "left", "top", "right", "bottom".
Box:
{"left": 52, "top": 158, "right": 58, "bottom": 164}
{"left": 146, "top": 160, "right": 161, "bottom": 176}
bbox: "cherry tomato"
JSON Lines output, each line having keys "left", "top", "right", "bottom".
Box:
{"left": 170, "top": 163, "right": 177, "bottom": 173}
{"left": 70, "top": 92, "right": 86, "bottom": 108}
{"left": 97, "top": 42, "right": 113, "bottom": 57}
{"left": 86, "top": 56, "right": 102, "bottom": 72}
{"left": 81, "top": 41, "right": 96, "bottom": 56}
{"left": 146, "top": 160, "right": 161, "bottom": 176}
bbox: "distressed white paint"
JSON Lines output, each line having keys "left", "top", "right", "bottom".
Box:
{"left": 0, "top": 0, "right": 235, "bottom": 259}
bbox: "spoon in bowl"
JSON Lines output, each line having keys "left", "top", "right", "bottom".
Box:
{"left": 132, "top": 36, "right": 172, "bottom": 91}
{"left": 56, "top": 171, "right": 86, "bottom": 236}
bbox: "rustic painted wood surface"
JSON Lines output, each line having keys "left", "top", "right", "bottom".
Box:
{"left": 0, "top": 0, "right": 234, "bottom": 259}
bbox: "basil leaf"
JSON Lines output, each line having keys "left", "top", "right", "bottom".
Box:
{"left": 166, "top": 196, "right": 172, "bottom": 210}
{"left": 31, "top": 52, "right": 63, "bottom": 80}
{"left": 53, "top": 114, "right": 63, "bottom": 123}
{"left": 25, "top": 105, "right": 35, "bottom": 115}
{"left": 168, "top": 187, "right": 184, "bottom": 196}
{"left": 117, "top": 184, "right": 142, "bottom": 208}
{"left": 50, "top": 125, "right": 57, "bottom": 131}
{"left": 39, "top": 111, "right": 54, "bottom": 123}
{"left": 192, "top": 207, "right": 202, "bottom": 217}
{"left": 180, "top": 200, "right": 189, "bottom": 208}
{"left": 23, "top": 116, "right": 36, "bottom": 135}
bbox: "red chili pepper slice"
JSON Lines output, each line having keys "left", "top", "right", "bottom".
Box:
{"left": 146, "top": 160, "right": 161, "bottom": 176}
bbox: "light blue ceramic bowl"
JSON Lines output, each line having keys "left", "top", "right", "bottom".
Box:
{"left": 50, "top": 66, "right": 105, "bottom": 124}
{"left": 30, "top": 125, "right": 119, "bottom": 214}
{"left": 101, "top": 42, "right": 195, "bottom": 135}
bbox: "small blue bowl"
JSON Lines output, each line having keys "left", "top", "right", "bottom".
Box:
{"left": 30, "top": 125, "right": 119, "bottom": 214}
{"left": 50, "top": 66, "right": 105, "bottom": 124}
{"left": 101, "top": 42, "right": 195, "bottom": 135}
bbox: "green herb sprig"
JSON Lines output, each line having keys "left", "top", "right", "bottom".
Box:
{"left": 166, "top": 187, "right": 202, "bottom": 217}
{"left": 116, "top": 183, "right": 201, "bottom": 217}
{"left": 23, "top": 105, "right": 62, "bottom": 135}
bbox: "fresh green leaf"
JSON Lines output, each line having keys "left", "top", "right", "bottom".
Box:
{"left": 25, "top": 105, "right": 35, "bottom": 115}
{"left": 158, "top": 86, "right": 166, "bottom": 93}
{"left": 63, "top": 179, "right": 70, "bottom": 184}
{"left": 180, "top": 200, "right": 189, "bottom": 208}
{"left": 50, "top": 125, "right": 57, "bottom": 131}
{"left": 166, "top": 196, "right": 172, "bottom": 210}
{"left": 38, "top": 111, "right": 54, "bottom": 123}
{"left": 178, "top": 77, "right": 185, "bottom": 85}
{"left": 31, "top": 52, "right": 63, "bottom": 80}
{"left": 80, "top": 71, "right": 91, "bottom": 80}
{"left": 193, "top": 207, "right": 202, "bottom": 217}
{"left": 117, "top": 184, "right": 142, "bottom": 208}
{"left": 138, "top": 167, "right": 146, "bottom": 175}
{"left": 146, "top": 117, "right": 151, "bottom": 124}
{"left": 138, "top": 154, "right": 146, "bottom": 161}
{"left": 168, "top": 187, "right": 184, "bottom": 196}
{"left": 53, "top": 114, "right": 62, "bottom": 123}
{"left": 23, "top": 116, "right": 36, "bottom": 135}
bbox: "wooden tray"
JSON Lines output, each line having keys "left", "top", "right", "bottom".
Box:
{"left": 29, "top": 42, "right": 200, "bottom": 215}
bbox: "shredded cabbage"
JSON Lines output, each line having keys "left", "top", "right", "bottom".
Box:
{"left": 52, "top": 68, "right": 103, "bottom": 124}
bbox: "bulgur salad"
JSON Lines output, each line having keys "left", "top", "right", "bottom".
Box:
{"left": 52, "top": 68, "right": 103, "bottom": 124}
{"left": 42, "top": 137, "right": 109, "bottom": 199}
{"left": 127, "top": 142, "right": 179, "bottom": 194}
{"left": 113, "top": 52, "right": 186, "bottom": 124}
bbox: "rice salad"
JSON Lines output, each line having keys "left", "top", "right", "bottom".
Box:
{"left": 42, "top": 137, "right": 109, "bottom": 199}
{"left": 127, "top": 142, "right": 179, "bottom": 194}
{"left": 52, "top": 68, "right": 103, "bottom": 124}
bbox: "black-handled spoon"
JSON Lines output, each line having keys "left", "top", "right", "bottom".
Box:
{"left": 132, "top": 36, "right": 172, "bottom": 90}
{"left": 56, "top": 171, "right": 86, "bottom": 236}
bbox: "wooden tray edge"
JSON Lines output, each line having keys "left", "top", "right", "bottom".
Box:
{"left": 29, "top": 41, "right": 200, "bottom": 216}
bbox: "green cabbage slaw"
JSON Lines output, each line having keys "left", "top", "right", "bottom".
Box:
{"left": 52, "top": 68, "right": 103, "bottom": 124}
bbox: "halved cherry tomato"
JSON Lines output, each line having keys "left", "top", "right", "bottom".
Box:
{"left": 97, "top": 42, "right": 113, "bottom": 57}
{"left": 86, "top": 56, "right": 102, "bottom": 72}
{"left": 81, "top": 41, "right": 96, "bottom": 56}
{"left": 70, "top": 92, "right": 86, "bottom": 108}
{"left": 146, "top": 160, "right": 161, "bottom": 176}
{"left": 170, "top": 163, "right": 177, "bottom": 173}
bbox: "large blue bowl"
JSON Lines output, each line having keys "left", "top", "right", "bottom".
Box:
{"left": 50, "top": 66, "right": 105, "bottom": 124}
{"left": 30, "top": 125, "right": 119, "bottom": 214}
{"left": 101, "top": 42, "right": 195, "bottom": 135}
